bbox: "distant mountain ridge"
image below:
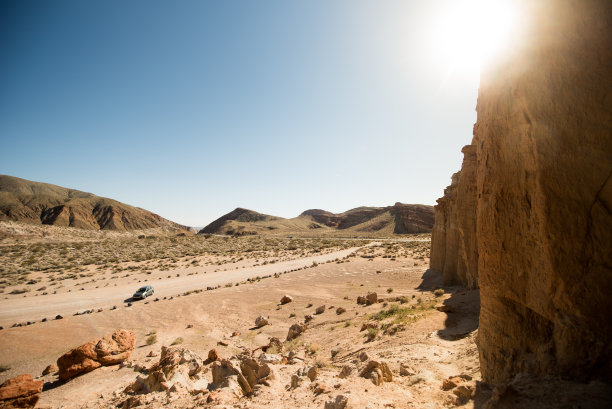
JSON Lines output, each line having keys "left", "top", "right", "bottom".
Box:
{"left": 199, "top": 203, "right": 434, "bottom": 236}
{"left": 0, "top": 175, "right": 191, "bottom": 231}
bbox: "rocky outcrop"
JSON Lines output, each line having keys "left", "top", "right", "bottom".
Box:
{"left": 128, "top": 346, "right": 208, "bottom": 394}
{"left": 0, "top": 374, "right": 43, "bottom": 409}
{"left": 57, "top": 329, "right": 136, "bottom": 380}
{"left": 431, "top": 0, "right": 612, "bottom": 384}
{"left": 430, "top": 144, "right": 478, "bottom": 288}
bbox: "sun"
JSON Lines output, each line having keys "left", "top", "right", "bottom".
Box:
{"left": 431, "top": 0, "right": 518, "bottom": 74}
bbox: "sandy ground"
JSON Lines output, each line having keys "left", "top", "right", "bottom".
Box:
{"left": 0, "top": 243, "right": 491, "bottom": 409}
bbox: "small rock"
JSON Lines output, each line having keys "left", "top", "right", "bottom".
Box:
{"left": 315, "top": 305, "right": 325, "bottom": 314}
{"left": 331, "top": 348, "right": 341, "bottom": 359}
{"left": 356, "top": 296, "right": 366, "bottom": 305}
{"left": 254, "top": 316, "right": 269, "bottom": 328}
{"left": 207, "top": 349, "right": 219, "bottom": 362}
{"left": 307, "top": 366, "right": 318, "bottom": 381}
{"left": 217, "top": 341, "right": 228, "bottom": 347}
{"left": 335, "top": 307, "right": 346, "bottom": 315}
{"left": 42, "top": 364, "right": 58, "bottom": 376}
{"left": 290, "top": 374, "right": 306, "bottom": 388}
{"left": 359, "top": 360, "right": 392, "bottom": 386}
{"left": 365, "top": 292, "right": 377, "bottom": 305}
{"left": 259, "top": 353, "right": 283, "bottom": 365}
{"left": 304, "top": 314, "right": 315, "bottom": 323}
{"left": 280, "top": 295, "right": 293, "bottom": 304}
{"left": 453, "top": 385, "right": 474, "bottom": 401}
{"left": 359, "top": 351, "right": 369, "bottom": 362}
{"left": 287, "top": 323, "right": 306, "bottom": 341}
{"left": 146, "top": 350, "right": 158, "bottom": 357}
{"left": 55, "top": 315, "right": 63, "bottom": 320}
{"left": 324, "top": 394, "right": 349, "bottom": 409}
{"left": 338, "top": 365, "right": 354, "bottom": 379}
{"left": 442, "top": 377, "right": 463, "bottom": 390}
{"left": 399, "top": 363, "right": 415, "bottom": 377}
{"left": 231, "top": 331, "right": 240, "bottom": 337}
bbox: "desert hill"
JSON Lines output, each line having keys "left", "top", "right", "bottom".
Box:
{"left": 0, "top": 175, "right": 190, "bottom": 231}
{"left": 199, "top": 203, "right": 434, "bottom": 236}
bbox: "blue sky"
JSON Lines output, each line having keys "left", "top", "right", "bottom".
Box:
{"left": 0, "top": 0, "right": 479, "bottom": 227}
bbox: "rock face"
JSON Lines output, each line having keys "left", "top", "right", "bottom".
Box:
{"left": 0, "top": 374, "right": 43, "bottom": 409}
{"left": 430, "top": 144, "right": 478, "bottom": 289}
{"left": 431, "top": 0, "right": 612, "bottom": 384}
{"left": 57, "top": 329, "right": 136, "bottom": 380}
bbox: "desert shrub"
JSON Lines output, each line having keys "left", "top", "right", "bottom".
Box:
{"left": 366, "top": 327, "right": 379, "bottom": 341}
{"left": 434, "top": 288, "right": 445, "bottom": 297}
{"left": 146, "top": 334, "right": 157, "bottom": 345}
{"left": 171, "top": 337, "right": 184, "bottom": 345}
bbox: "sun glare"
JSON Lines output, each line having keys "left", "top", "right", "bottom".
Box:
{"left": 432, "top": 0, "right": 518, "bottom": 74}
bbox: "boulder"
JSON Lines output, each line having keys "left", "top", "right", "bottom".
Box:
{"left": 356, "top": 296, "right": 366, "bottom": 305}
{"left": 286, "top": 323, "right": 306, "bottom": 341}
{"left": 365, "top": 292, "right": 377, "bottom": 305}
{"left": 254, "top": 316, "right": 268, "bottom": 328}
{"left": 280, "top": 295, "right": 293, "bottom": 304}
{"left": 57, "top": 329, "right": 135, "bottom": 381}
{"left": 0, "top": 374, "right": 43, "bottom": 409}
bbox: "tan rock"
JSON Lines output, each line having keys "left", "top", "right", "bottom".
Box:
{"left": 207, "top": 349, "right": 219, "bottom": 362}
{"left": 359, "top": 360, "right": 392, "bottom": 385}
{"left": 42, "top": 364, "right": 58, "bottom": 376}
{"left": 254, "top": 316, "right": 268, "bottom": 328}
{"left": 0, "top": 374, "right": 43, "bottom": 409}
{"left": 57, "top": 329, "right": 135, "bottom": 381}
{"left": 365, "top": 292, "right": 377, "bottom": 305}
{"left": 324, "top": 394, "right": 350, "bottom": 409}
{"left": 286, "top": 323, "right": 306, "bottom": 341}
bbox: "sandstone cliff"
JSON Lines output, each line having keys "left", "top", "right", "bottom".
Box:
{"left": 430, "top": 145, "right": 478, "bottom": 289}
{"left": 431, "top": 0, "right": 612, "bottom": 384}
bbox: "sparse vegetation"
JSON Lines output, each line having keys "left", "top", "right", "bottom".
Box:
{"left": 146, "top": 334, "right": 157, "bottom": 345}
{"left": 171, "top": 337, "right": 184, "bottom": 345}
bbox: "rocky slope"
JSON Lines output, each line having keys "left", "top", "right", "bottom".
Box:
{"left": 0, "top": 175, "right": 190, "bottom": 231}
{"left": 431, "top": 0, "right": 612, "bottom": 385}
{"left": 199, "top": 203, "right": 434, "bottom": 236}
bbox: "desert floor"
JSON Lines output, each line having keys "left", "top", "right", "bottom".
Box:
{"left": 0, "top": 228, "right": 491, "bottom": 409}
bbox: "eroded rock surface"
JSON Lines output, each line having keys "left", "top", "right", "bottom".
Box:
{"left": 431, "top": 0, "right": 612, "bottom": 384}
{"left": 57, "top": 329, "right": 136, "bottom": 381}
{"left": 0, "top": 374, "right": 43, "bottom": 409}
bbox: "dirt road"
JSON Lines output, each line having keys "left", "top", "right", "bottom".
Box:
{"left": 0, "top": 246, "right": 362, "bottom": 325}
